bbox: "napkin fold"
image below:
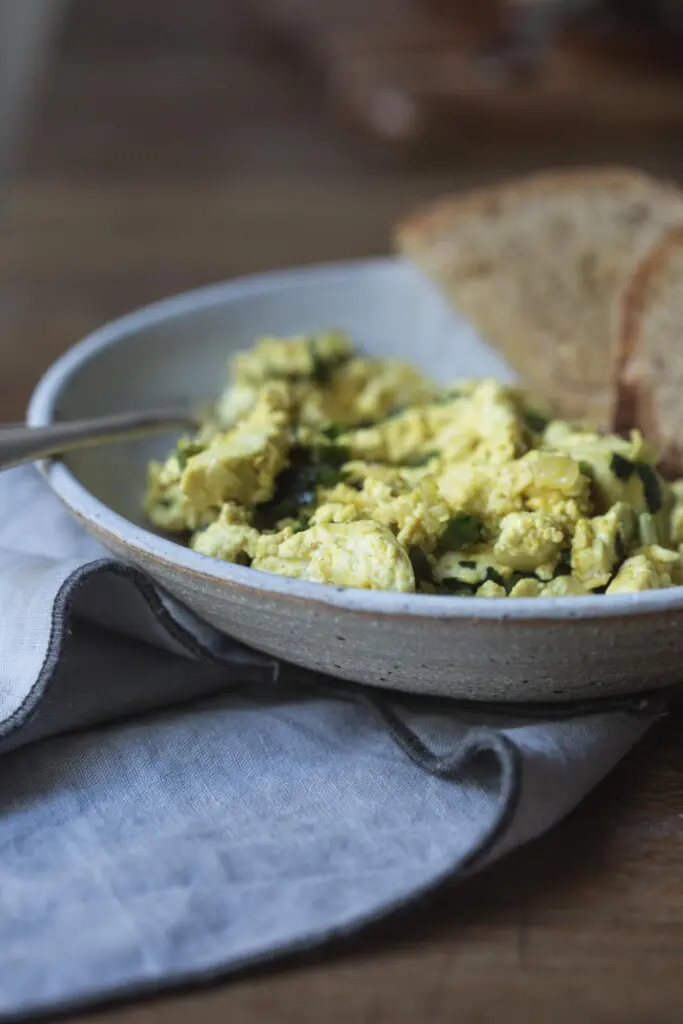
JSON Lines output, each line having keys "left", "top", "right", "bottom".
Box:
{"left": 0, "top": 466, "right": 662, "bottom": 1021}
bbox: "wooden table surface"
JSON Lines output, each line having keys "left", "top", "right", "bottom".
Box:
{"left": 3, "top": 3, "right": 683, "bottom": 1021}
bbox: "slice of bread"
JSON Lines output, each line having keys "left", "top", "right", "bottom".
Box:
{"left": 395, "top": 168, "right": 683, "bottom": 430}
{"left": 617, "top": 224, "right": 683, "bottom": 477}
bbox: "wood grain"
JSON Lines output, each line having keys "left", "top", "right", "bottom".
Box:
{"left": 242, "top": 0, "right": 683, "bottom": 154}
{"left": 2, "top": 2, "right": 683, "bottom": 1021}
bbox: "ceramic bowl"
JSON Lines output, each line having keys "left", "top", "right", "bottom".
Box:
{"left": 27, "top": 258, "right": 683, "bottom": 703}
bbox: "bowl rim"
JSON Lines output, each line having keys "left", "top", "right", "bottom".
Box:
{"left": 27, "top": 256, "right": 683, "bottom": 623}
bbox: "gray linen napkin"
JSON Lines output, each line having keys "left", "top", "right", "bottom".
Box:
{"left": 0, "top": 466, "right": 663, "bottom": 1021}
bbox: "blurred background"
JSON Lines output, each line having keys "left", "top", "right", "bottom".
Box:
{"left": 1, "top": 0, "right": 682, "bottom": 420}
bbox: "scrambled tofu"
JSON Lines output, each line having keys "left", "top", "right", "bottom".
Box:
{"left": 252, "top": 520, "right": 414, "bottom": 592}
{"left": 144, "top": 331, "right": 683, "bottom": 597}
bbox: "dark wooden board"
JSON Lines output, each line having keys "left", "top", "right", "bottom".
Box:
{"left": 241, "top": 0, "right": 683, "bottom": 156}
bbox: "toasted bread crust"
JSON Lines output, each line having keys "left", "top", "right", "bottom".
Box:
{"left": 395, "top": 167, "right": 679, "bottom": 252}
{"left": 396, "top": 166, "right": 683, "bottom": 445}
{"left": 616, "top": 224, "right": 683, "bottom": 477}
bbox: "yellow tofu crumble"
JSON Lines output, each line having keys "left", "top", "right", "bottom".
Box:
{"left": 144, "top": 331, "right": 683, "bottom": 596}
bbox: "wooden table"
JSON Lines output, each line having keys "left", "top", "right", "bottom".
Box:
{"left": 3, "top": 3, "right": 683, "bottom": 1021}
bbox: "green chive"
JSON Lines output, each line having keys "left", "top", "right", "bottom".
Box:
{"left": 432, "top": 390, "right": 461, "bottom": 405}
{"left": 524, "top": 410, "right": 549, "bottom": 433}
{"left": 439, "top": 513, "right": 483, "bottom": 551}
{"left": 553, "top": 548, "right": 572, "bottom": 577}
{"left": 635, "top": 463, "right": 662, "bottom": 514}
{"left": 505, "top": 571, "right": 539, "bottom": 593}
{"left": 311, "top": 444, "right": 350, "bottom": 469}
{"left": 257, "top": 444, "right": 350, "bottom": 527}
{"left": 321, "top": 423, "right": 346, "bottom": 441}
{"left": 383, "top": 405, "right": 407, "bottom": 422}
{"left": 309, "top": 342, "right": 350, "bottom": 385}
{"left": 440, "top": 577, "right": 477, "bottom": 596}
{"left": 400, "top": 450, "right": 440, "bottom": 468}
{"left": 610, "top": 453, "right": 635, "bottom": 481}
{"left": 175, "top": 440, "right": 204, "bottom": 471}
{"left": 484, "top": 567, "right": 506, "bottom": 587}
{"left": 409, "top": 547, "right": 434, "bottom": 585}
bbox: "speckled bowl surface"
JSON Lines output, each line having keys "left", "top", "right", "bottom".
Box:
{"left": 27, "top": 258, "right": 683, "bottom": 703}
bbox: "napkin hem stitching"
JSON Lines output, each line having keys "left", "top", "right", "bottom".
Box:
{"left": 0, "top": 557, "right": 274, "bottom": 744}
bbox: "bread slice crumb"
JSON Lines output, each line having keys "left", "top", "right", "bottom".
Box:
{"left": 395, "top": 167, "right": 683, "bottom": 430}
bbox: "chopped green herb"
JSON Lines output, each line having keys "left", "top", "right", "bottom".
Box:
{"left": 256, "top": 444, "right": 350, "bottom": 527}
{"left": 432, "top": 390, "right": 461, "bottom": 405}
{"left": 311, "top": 353, "right": 331, "bottom": 383}
{"left": 409, "top": 546, "right": 434, "bottom": 586}
{"left": 157, "top": 496, "right": 173, "bottom": 509}
{"left": 439, "top": 513, "right": 483, "bottom": 551}
{"left": 175, "top": 439, "right": 205, "bottom": 471}
{"left": 553, "top": 548, "right": 572, "bottom": 577}
{"left": 599, "top": 533, "right": 630, "bottom": 591}
{"left": 483, "top": 567, "right": 506, "bottom": 587}
{"left": 400, "top": 450, "right": 440, "bottom": 468}
{"left": 505, "top": 571, "right": 539, "bottom": 593}
{"left": 635, "top": 463, "right": 662, "bottom": 514}
{"left": 579, "top": 460, "right": 594, "bottom": 478}
{"left": 321, "top": 423, "right": 346, "bottom": 441}
{"left": 382, "top": 405, "right": 408, "bottom": 423}
{"left": 555, "top": 556, "right": 572, "bottom": 577}
{"left": 311, "top": 444, "right": 350, "bottom": 469}
{"left": 316, "top": 465, "right": 344, "bottom": 488}
{"left": 610, "top": 452, "right": 635, "bottom": 481}
{"left": 524, "top": 410, "right": 549, "bottom": 433}
{"left": 309, "top": 342, "right": 350, "bottom": 385}
{"left": 440, "top": 577, "right": 477, "bottom": 596}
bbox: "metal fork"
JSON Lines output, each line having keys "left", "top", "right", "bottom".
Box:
{"left": 0, "top": 406, "right": 195, "bottom": 471}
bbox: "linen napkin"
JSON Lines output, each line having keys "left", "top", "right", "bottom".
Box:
{"left": 0, "top": 465, "right": 666, "bottom": 1021}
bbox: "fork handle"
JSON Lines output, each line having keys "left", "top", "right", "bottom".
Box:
{"left": 0, "top": 407, "right": 193, "bottom": 471}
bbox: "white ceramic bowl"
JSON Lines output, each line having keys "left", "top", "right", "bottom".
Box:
{"left": 28, "top": 258, "right": 683, "bottom": 703}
